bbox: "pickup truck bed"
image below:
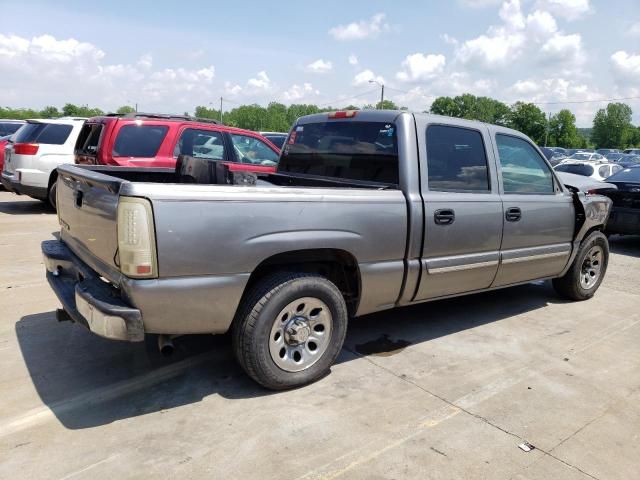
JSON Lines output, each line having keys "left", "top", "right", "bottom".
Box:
{"left": 43, "top": 110, "right": 612, "bottom": 389}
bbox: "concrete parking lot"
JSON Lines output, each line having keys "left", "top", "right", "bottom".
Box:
{"left": 0, "top": 190, "right": 638, "bottom": 480}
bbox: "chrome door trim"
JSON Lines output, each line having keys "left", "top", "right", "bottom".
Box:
{"left": 428, "top": 259, "right": 499, "bottom": 274}
{"left": 501, "top": 251, "right": 568, "bottom": 264}
{"left": 500, "top": 243, "right": 571, "bottom": 265}
{"left": 425, "top": 251, "right": 500, "bottom": 275}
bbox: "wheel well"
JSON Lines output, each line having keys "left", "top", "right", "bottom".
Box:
{"left": 48, "top": 170, "right": 58, "bottom": 190}
{"left": 245, "top": 249, "right": 361, "bottom": 316}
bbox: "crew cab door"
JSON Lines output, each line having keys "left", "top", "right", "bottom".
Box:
{"left": 413, "top": 121, "right": 503, "bottom": 300}
{"left": 491, "top": 132, "right": 574, "bottom": 287}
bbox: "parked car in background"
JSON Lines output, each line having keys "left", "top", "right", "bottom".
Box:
{"left": 605, "top": 152, "right": 625, "bottom": 162}
{"left": 615, "top": 154, "right": 640, "bottom": 168}
{"left": 600, "top": 166, "right": 640, "bottom": 236}
{"left": 623, "top": 148, "right": 640, "bottom": 155}
{"left": 0, "top": 119, "right": 25, "bottom": 137}
{"left": 0, "top": 134, "right": 16, "bottom": 176}
{"left": 563, "top": 152, "right": 606, "bottom": 162}
{"left": 1, "top": 118, "right": 86, "bottom": 207}
{"left": 596, "top": 148, "right": 621, "bottom": 156}
{"left": 554, "top": 161, "right": 623, "bottom": 181}
{"left": 43, "top": 110, "right": 612, "bottom": 389}
{"left": 75, "top": 112, "right": 280, "bottom": 173}
{"left": 258, "top": 131, "right": 288, "bottom": 149}
{"left": 555, "top": 171, "right": 616, "bottom": 194}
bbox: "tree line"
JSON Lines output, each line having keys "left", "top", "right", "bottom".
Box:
{"left": 2, "top": 96, "right": 639, "bottom": 149}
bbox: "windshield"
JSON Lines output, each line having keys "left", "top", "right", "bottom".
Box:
{"left": 280, "top": 121, "right": 399, "bottom": 185}
{"left": 555, "top": 163, "right": 594, "bottom": 176}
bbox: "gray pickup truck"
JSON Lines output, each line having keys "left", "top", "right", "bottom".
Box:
{"left": 42, "top": 110, "right": 612, "bottom": 389}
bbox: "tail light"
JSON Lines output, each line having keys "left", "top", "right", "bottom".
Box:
{"left": 117, "top": 197, "right": 157, "bottom": 278}
{"left": 13, "top": 143, "right": 39, "bottom": 155}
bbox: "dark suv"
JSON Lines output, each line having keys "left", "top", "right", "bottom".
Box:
{"left": 75, "top": 113, "right": 280, "bottom": 173}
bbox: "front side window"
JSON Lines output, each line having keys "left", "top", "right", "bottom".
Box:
{"left": 426, "top": 125, "right": 490, "bottom": 192}
{"left": 176, "top": 129, "right": 225, "bottom": 160}
{"left": 113, "top": 125, "right": 168, "bottom": 157}
{"left": 230, "top": 134, "right": 279, "bottom": 166}
{"left": 496, "top": 134, "right": 554, "bottom": 194}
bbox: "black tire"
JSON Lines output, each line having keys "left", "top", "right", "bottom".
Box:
{"left": 232, "top": 272, "right": 348, "bottom": 390}
{"left": 47, "top": 181, "right": 57, "bottom": 211}
{"left": 553, "top": 231, "right": 609, "bottom": 301}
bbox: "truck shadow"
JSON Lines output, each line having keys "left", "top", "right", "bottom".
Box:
{"left": 16, "top": 281, "right": 559, "bottom": 430}
{"left": 608, "top": 235, "right": 640, "bottom": 258}
{"left": 0, "top": 198, "right": 52, "bottom": 215}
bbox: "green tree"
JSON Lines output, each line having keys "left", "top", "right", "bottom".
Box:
{"left": 376, "top": 99, "right": 399, "bottom": 110}
{"left": 591, "top": 103, "right": 634, "bottom": 149}
{"left": 194, "top": 105, "right": 221, "bottom": 120}
{"left": 429, "top": 94, "right": 509, "bottom": 125}
{"left": 507, "top": 102, "right": 547, "bottom": 144}
{"left": 40, "top": 106, "right": 61, "bottom": 118}
{"left": 548, "top": 109, "right": 580, "bottom": 148}
{"left": 116, "top": 105, "right": 136, "bottom": 115}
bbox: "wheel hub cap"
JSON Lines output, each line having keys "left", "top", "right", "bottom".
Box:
{"left": 269, "top": 297, "right": 333, "bottom": 373}
{"left": 580, "top": 245, "right": 603, "bottom": 290}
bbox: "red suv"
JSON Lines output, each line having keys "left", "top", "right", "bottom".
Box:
{"left": 74, "top": 113, "right": 280, "bottom": 173}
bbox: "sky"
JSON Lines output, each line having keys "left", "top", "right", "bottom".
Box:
{"left": 0, "top": 0, "right": 639, "bottom": 126}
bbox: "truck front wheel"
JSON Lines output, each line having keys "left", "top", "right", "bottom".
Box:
{"left": 232, "top": 272, "right": 348, "bottom": 390}
{"left": 553, "top": 231, "right": 609, "bottom": 301}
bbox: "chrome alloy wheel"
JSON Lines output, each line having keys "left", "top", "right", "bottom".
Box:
{"left": 269, "top": 297, "right": 333, "bottom": 372}
{"left": 580, "top": 245, "right": 603, "bottom": 290}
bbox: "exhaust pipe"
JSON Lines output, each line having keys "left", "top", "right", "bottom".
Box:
{"left": 157, "top": 335, "right": 175, "bottom": 357}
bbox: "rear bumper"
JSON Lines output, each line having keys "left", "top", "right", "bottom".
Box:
{"left": 1, "top": 171, "right": 48, "bottom": 199}
{"left": 606, "top": 207, "right": 640, "bottom": 235}
{"left": 42, "top": 240, "right": 144, "bottom": 342}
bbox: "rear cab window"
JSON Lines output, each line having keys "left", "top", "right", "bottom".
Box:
{"left": 14, "top": 123, "right": 73, "bottom": 145}
{"left": 113, "top": 124, "right": 168, "bottom": 157}
{"left": 279, "top": 121, "right": 399, "bottom": 185}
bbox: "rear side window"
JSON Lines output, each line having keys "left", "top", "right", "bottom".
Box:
{"left": 496, "top": 135, "right": 554, "bottom": 193}
{"left": 555, "top": 163, "right": 595, "bottom": 177}
{"left": 14, "top": 123, "right": 73, "bottom": 145}
{"left": 230, "top": 134, "right": 279, "bottom": 166}
{"left": 176, "top": 128, "right": 226, "bottom": 160}
{"left": 113, "top": 125, "right": 168, "bottom": 157}
{"left": 280, "top": 121, "right": 399, "bottom": 184}
{"left": 426, "top": 125, "right": 490, "bottom": 192}
{"left": 75, "top": 123, "right": 103, "bottom": 155}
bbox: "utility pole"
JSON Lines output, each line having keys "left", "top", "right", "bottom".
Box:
{"left": 369, "top": 80, "right": 385, "bottom": 109}
{"left": 545, "top": 111, "right": 551, "bottom": 147}
{"left": 220, "top": 96, "right": 223, "bottom": 123}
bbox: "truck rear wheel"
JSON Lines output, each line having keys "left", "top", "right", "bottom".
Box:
{"left": 553, "top": 231, "right": 609, "bottom": 301}
{"left": 232, "top": 272, "right": 348, "bottom": 390}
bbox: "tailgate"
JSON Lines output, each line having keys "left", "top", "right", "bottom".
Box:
{"left": 56, "top": 165, "right": 125, "bottom": 283}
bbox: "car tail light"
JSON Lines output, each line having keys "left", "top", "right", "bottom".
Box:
{"left": 328, "top": 111, "right": 357, "bottom": 119}
{"left": 13, "top": 143, "right": 39, "bottom": 155}
{"left": 117, "top": 197, "right": 157, "bottom": 278}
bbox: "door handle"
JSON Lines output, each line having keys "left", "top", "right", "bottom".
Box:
{"left": 434, "top": 209, "right": 455, "bottom": 225}
{"left": 505, "top": 207, "right": 521, "bottom": 222}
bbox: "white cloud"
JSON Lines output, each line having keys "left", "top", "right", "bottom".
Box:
{"left": 611, "top": 50, "right": 640, "bottom": 84}
{"left": 305, "top": 59, "right": 332, "bottom": 73}
{"left": 247, "top": 71, "right": 271, "bottom": 90}
{"left": 499, "top": 0, "right": 525, "bottom": 29}
{"left": 137, "top": 54, "right": 153, "bottom": 70}
{"left": 396, "top": 53, "right": 446, "bottom": 82}
{"left": 526, "top": 10, "right": 558, "bottom": 41}
{"left": 511, "top": 79, "right": 540, "bottom": 94}
{"left": 536, "top": 0, "right": 592, "bottom": 20}
{"left": 441, "top": 34, "right": 459, "bottom": 46}
{"left": 628, "top": 22, "right": 640, "bottom": 37}
{"left": 456, "top": 29, "right": 526, "bottom": 69}
{"left": 348, "top": 54, "right": 358, "bottom": 65}
{"left": 224, "top": 82, "right": 243, "bottom": 95}
{"left": 282, "top": 83, "right": 320, "bottom": 101}
{"left": 329, "top": 13, "right": 390, "bottom": 41}
{"left": 352, "top": 69, "right": 385, "bottom": 86}
{"left": 541, "top": 33, "right": 584, "bottom": 64}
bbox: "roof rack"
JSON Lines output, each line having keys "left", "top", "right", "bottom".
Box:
{"left": 105, "top": 112, "right": 222, "bottom": 125}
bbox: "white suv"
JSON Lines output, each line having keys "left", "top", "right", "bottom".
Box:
{"left": 1, "top": 118, "right": 86, "bottom": 208}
